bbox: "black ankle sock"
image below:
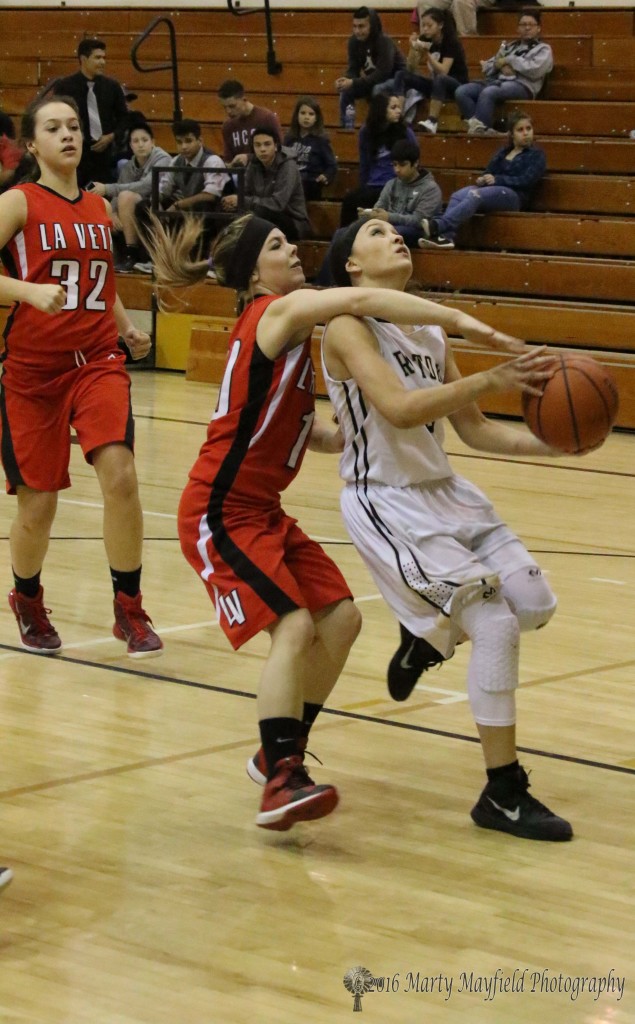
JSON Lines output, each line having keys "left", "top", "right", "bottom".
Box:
{"left": 110, "top": 567, "right": 141, "bottom": 599}
{"left": 486, "top": 760, "right": 520, "bottom": 795}
{"left": 300, "top": 702, "right": 322, "bottom": 740}
{"left": 429, "top": 116, "right": 438, "bottom": 124}
{"left": 259, "top": 717, "right": 301, "bottom": 778}
{"left": 13, "top": 570, "right": 41, "bottom": 599}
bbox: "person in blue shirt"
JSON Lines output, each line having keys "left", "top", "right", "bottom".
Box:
{"left": 418, "top": 110, "right": 546, "bottom": 248}
{"left": 340, "top": 93, "right": 417, "bottom": 227}
{"left": 283, "top": 97, "right": 338, "bottom": 201}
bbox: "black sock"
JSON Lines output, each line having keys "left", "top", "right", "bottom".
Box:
{"left": 300, "top": 702, "right": 322, "bottom": 740}
{"left": 110, "top": 567, "right": 142, "bottom": 599}
{"left": 486, "top": 760, "right": 520, "bottom": 796}
{"left": 12, "top": 570, "right": 41, "bottom": 599}
{"left": 259, "top": 717, "right": 301, "bottom": 778}
{"left": 428, "top": 116, "right": 438, "bottom": 123}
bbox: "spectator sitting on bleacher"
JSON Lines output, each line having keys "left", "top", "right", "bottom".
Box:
{"left": 455, "top": 9, "right": 552, "bottom": 135}
{"left": 313, "top": 137, "right": 443, "bottom": 286}
{"left": 340, "top": 93, "right": 416, "bottom": 227}
{"left": 418, "top": 109, "right": 545, "bottom": 249}
{"left": 380, "top": 6, "right": 468, "bottom": 136}
{"left": 222, "top": 126, "right": 312, "bottom": 241}
{"left": 134, "top": 119, "right": 230, "bottom": 274}
{"left": 89, "top": 123, "right": 171, "bottom": 273}
{"left": 335, "top": 6, "right": 406, "bottom": 127}
{"left": 361, "top": 139, "right": 442, "bottom": 247}
{"left": 283, "top": 97, "right": 338, "bottom": 201}
{"left": 218, "top": 79, "right": 282, "bottom": 169}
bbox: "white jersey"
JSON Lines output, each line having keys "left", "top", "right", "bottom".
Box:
{"left": 321, "top": 318, "right": 453, "bottom": 487}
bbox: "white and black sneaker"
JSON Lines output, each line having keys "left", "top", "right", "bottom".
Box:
{"left": 418, "top": 234, "right": 455, "bottom": 250}
{"left": 418, "top": 218, "right": 455, "bottom": 250}
{"left": 133, "top": 260, "right": 154, "bottom": 275}
{"left": 387, "top": 624, "right": 445, "bottom": 701}
{"left": 471, "top": 766, "right": 573, "bottom": 842}
{"left": 418, "top": 118, "right": 438, "bottom": 135}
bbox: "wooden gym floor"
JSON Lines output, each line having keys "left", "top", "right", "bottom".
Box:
{"left": 0, "top": 369, "right": 633, "bottom": 1024}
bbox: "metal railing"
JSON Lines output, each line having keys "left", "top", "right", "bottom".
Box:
{"left": 226, "top": 0, "right": 282, "bottom": 75}
{"left": 131, "top": 16, "right": 182, "bottom": 122}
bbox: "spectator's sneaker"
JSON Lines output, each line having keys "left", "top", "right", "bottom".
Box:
{"left": 247, "top": 736, "right": 310, "bottom": 786}
{"left": 8, "top": 587, "right": 62, "bottom": 655}
{"left": 387, "top": 624, "right": 445, "bottom": 701}
{"left": 256, "top": 755, "right": 339, "bottom": 831}
{"left": 112, "top": 592, "right": 163, "bottom": 658}
{"left": 114, "top": 254, "right": 136, "bottom": 273}
{"left": 418, "top": 234, "right": 455, "bottom": 250}
{"left": 418, "top": 118, "right": 438, "bottom": 134}
{"left": 133, "top": 260, "right": 154, "bottom": 275}
{"left": 467, "top": 118, "right": 488, "bottom": 135}
{"left": 471, "top": 766, "right": 573, "bottom": 842}
{"left": 0, "top": 866, "right": 13, "bottom": 893}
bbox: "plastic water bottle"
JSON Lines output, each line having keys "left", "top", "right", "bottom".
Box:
{"left": 344, "top": 103, "right": 356, "bottom": 130}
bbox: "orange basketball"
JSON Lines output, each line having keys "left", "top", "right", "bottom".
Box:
{"left": 522, "top": 353, "right": 619, "bottom": 454}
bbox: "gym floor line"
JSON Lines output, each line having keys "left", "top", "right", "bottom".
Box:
{"left": 1, "top": 643, "right": 633, "bottom": 782}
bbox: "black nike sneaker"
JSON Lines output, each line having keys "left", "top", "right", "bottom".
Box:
{"left": 471, "top": 765, "right": 573, "bottom": 841}
{"left": 386, "top": 624, "right": 445, "bottom": 701}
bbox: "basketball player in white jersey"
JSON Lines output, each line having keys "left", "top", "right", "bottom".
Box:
{"left": 321, "top": 216, "right": 573, "bottom": 842}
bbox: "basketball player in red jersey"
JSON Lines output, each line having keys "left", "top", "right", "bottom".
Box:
{"left": 0, "top": 97, "right": 162, "bottom": 658}
{"left": 146, "top": 211, "right": 530, "bottom": 831}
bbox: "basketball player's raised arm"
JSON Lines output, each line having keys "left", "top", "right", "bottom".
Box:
{"left": 324, "top": 316, "right": 554, "bottom": 431}
{"left": 257, "top": 286, "right": 527, "bottom": 359}
{"left": 0, "top": 190, "right": 66, "bottom": 314}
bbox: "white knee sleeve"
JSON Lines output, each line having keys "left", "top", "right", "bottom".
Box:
{"left": 501, "top": 566, "right": 557, "bottom": 633}
{"left": 454, "top": 590, "right": 519, "bottom": 727}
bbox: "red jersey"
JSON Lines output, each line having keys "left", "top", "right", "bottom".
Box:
{"left": 189, "top": 294, "right": 316, "bottom": 510}
{"left": 1, "top": 183, "right": 118, "bottom": 376}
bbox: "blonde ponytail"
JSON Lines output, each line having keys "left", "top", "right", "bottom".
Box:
{"left": 143, "top": 212, "right": 209, "bottom": 292}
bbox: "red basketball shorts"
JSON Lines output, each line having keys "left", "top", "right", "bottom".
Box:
{"left": 178, "top": 479, "right": 353, "bottom": 649}
{"left": 0, "top": 354, "right": 133, "bottom": 493}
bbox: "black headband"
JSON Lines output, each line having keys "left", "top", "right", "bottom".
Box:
{"left": 329, "top": 218, "right": 371, "bottom": 287}
{"left": 223, "top": 216, "right": 277, "bottom": 291}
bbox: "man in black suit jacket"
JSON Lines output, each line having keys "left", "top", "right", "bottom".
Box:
{"left": 54, "top": 38, "right": 128, "bottom": 185}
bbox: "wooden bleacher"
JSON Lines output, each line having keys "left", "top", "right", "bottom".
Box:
{"left": 0, "top": 5, "right": 634, "bottom": 428}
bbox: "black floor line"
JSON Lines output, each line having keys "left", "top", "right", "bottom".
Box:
{"left": 1, "top": 644, "right": 633, "bottom": 778}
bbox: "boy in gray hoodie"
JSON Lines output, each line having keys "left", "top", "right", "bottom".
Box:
{"left": 359, "top": 139, "right": 442, "bottom": 246}
{"left": 90, "top": 121, "right": 171, "bottom": 272}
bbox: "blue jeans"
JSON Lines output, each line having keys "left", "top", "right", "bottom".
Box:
{"left": 455, "top": 79, "right": 532, "bottom": 127}
{"left": 436, "top": 185, "right": 521, "bottom": 240}
{"left": 339, "top": 80, "right": 374, "bottom": 124}
{"left": 392, "top": 69, "right": 462, "bottom": 104}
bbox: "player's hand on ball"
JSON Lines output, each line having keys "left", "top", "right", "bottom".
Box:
{"left": 30, "top": 283, "right": 66, "bottom": 314}
{"left": 485, "top": 346, "right": 556, "bottom": 396}
{"left": 123, "top": 326, "right": 152, "bottom": 360}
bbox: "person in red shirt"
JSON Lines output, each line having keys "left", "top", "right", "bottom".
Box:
{"left": 145, "top": 210, "right": 525, "bottom": 831}
{"left": 0, "top": 96, "right": 162, "bottom": 658}
{"left": 218, "top": 79, "right": 282, "bottom": 169}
